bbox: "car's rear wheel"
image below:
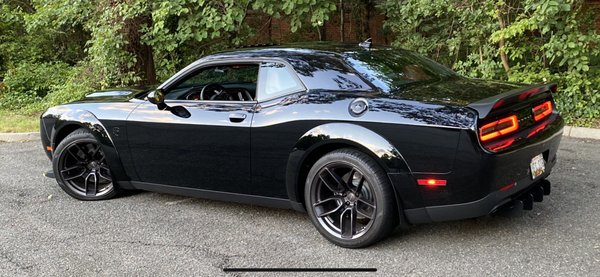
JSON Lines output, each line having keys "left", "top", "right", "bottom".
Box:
{"left": 52, "top": 128, "right": 117, "bottom": 200}
{"left": 305, "top": 148, "right": 398, "bottom": 248}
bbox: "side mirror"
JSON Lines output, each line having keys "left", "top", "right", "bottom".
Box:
{"left": 170, "top": 105, "right": 191, "bottom": 118}
{"left": 148, "top": 89, "right": 165, "bottom": 105}
{"left": 147, "top": 89, "right": 167, "bottom": 110}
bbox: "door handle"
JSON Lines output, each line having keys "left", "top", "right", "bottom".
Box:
{"left": 229, "top": 113, "right": 247, "bottom": 123}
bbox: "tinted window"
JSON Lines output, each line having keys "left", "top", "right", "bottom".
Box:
{"left": 174, "top": 65, "right": 258, "bottom": 90}
{"left": 286, "top": 54, "right": 373, "bottom": 91}
{"left": 166, "top": 64, "right": 259, "bottom": 100}
{"left": 257, "top": 63, "right": 304, "bottom": 99}
{"left": 344, "top": 50, "right": 456, "bottom": 92}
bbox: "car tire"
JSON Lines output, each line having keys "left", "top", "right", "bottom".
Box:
{"left": 52, "top": 128, "right": 118, "bottom": 200}
{"left": 305, "top": 148, "right": 399, "bottom": 248}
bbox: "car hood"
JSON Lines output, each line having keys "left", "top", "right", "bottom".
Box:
{"left": 389, "top": 77, "right": 522, "bottom": 106}
{"left": 74, "top": 87, "right": 152, "bottom": 103}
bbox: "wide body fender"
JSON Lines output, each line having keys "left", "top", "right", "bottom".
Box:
{"left": 285, "top": 122, "right": 417, "bottom": 212}
{"left": 49, "top": 109, "right": 131, "bottom": 187}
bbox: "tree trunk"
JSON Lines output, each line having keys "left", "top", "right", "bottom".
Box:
{"left": 496, "top": 11, "right": 510, "bottom": 76}
{"left": 340, "top": 0, "right": 344, "bottom": 42}
{"left": 123, "top": 14, "right": 157, "bottom": 86}
{"left": 363, "top": 0, "right": 371, "bottom": 39}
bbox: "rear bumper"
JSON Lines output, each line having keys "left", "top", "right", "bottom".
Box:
{"left": 401, "top": 116, "right": 563, "bottom": 224}
{"left": 404, "top": 173, "right": 552, "bottom": 223}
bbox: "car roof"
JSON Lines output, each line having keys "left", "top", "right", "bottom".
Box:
{"left": 202, "top": 42, "right": 393, "bottom": 61}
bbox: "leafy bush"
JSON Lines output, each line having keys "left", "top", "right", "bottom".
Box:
{"left": 0, "top": 62, "right": 71, "bottom": 110}
{"left": 380, "top": 0, "right": 600, "bottom": 125}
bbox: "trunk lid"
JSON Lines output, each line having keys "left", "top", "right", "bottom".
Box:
{"left": 391, "top": 77, "right": 560, "bottom": 152}
{"left": 391, "top": 77, "right": 523, "bottom": 107}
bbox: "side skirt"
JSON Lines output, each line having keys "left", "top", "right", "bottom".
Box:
{"left": 130, "top": 181, "right": 302, "bottom": 210}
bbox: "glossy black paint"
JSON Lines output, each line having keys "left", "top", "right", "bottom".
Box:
{"left": 126, "top": 101, "right": 255, "bottom": 194}
{"left": 40, "top": 43, "right": 564, "bottom": 224}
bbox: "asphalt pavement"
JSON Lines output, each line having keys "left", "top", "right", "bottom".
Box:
{"left": 1, "top": 138, "right": 599, "bottom": 276}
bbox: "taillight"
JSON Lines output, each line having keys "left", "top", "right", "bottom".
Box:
{"left": 479, "top": 115, "right": 519, "bottom": 142}
{"left": 532, "top": 101, "right": 552, "bottom": 121}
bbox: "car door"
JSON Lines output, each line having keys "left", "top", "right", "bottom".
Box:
{"left": 126, "top": 62, "right": 258, "bottom": 195}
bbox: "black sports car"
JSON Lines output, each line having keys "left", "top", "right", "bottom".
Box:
{"left": 40, "top": 42, "right": 563, "bottom": 248}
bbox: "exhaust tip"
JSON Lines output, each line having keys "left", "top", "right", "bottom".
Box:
{"left": 541, "top": 179, "right": 551, "bottom": 195}
{"left": 532, "top": 185, "right": 544, "bottom": 202}
{"left": 521, "top": 193, "right": 534, "bottom": 210}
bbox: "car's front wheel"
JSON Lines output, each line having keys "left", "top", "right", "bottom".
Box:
{"left": 52, "top": 128, "right": 118, "bottom": 200}
{"left": 305, "top": 148, "right": 399, "bottom": 248}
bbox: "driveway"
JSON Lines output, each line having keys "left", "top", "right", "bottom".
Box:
{"left": 1, "top": 138, "right": 599, "bottom": 276}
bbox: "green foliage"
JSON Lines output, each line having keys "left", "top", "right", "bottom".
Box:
{"left": 380, "top": 0, "right": 600, "bottom": 125}
{"left": 0, "top": 0, "right": 597, "bottom": 127}
{"left": 0, "top": 62, "right": 71, "bottom": 110}
{"left": 253, "top": 0, "right": 337, "bottom": 32}
{"left": 0, "top": 0, "right": 338, "bottom": 115}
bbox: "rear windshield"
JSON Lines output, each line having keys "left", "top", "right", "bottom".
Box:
{"left": 343, "top": 49, "right": 456, "bottom": 93}
{"left": 285, "top": 53, "right": 373, "bottom": 91}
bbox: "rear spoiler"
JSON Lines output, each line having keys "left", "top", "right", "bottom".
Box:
{"left": 468, "top": 83, "right": 557, "bottom": 119}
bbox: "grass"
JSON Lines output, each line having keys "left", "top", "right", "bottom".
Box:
{"left": 0, "top": 110, "right": 40, "bottom": 133}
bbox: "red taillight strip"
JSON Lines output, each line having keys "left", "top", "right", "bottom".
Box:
{"left": 488, "top": 138, "right": 515, "bottom": 151}
{"left": 518, "top": 87, "right": 543, "bottom": 101}
{"left": 532, "top": 101, "right": 552, "bottom": 121}
{"left": 479, "top": 115, "right": 519, "bottom": 142}
{"left": 499, "top": 182, "right": 516, "bottom": 192}
{"left": 527, "top": 120, "right": 550, "bottom": 138}
{"left": 417, "top": 179, "right": 447, "bottom": 186}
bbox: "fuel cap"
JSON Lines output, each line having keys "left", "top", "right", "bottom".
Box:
{"left": 349, "top": 98, "right": 368, "bottom": 117}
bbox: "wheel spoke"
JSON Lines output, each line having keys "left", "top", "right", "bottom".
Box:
{"left": 357, "top": 208, "right": 373, "bottom": 220}
{"left": 357, "top": 197, "right": 375, "bottom": 209}
{"left": 340, "top": 206, "right": 357, "bottom": 239}
{"left": 321, "top": 167, "right": 350, "bottom": 193}
{"left": 66, "top": 146, "right": 85, "bottom": 162}
{"left": 313, "top": 197, "right": 344, "bottom": 217}
{"left": 98, "top": 170, "right": 112, "bottom": 182}
{"left": 89, "top": 145, "right": 101, "bottom": 160}
{"left": 319, "top": 172, "right": 342, "bottom": 193}
{"left": 60, "top": 165, "right": 85, "bottom": 174}
{"left": 84, "top": 170, "right": 98, "bottom": 196}
{"left": 63, "top": 170, "right": 87, "bottom": 181}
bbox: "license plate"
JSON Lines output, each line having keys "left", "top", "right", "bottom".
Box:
{"left": 530, "top": 154, "right": 546, "bottom": 180}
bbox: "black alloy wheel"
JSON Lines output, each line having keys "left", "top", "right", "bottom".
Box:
{"left": 305, "top": 148, "right": 400, "bottom": 248}
{"left": 52, "top": 128, "right": 118, "bottom": 200}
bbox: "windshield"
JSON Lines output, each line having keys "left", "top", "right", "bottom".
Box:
{"left": 344, "top": 49, "right": 456, "bottom": 93}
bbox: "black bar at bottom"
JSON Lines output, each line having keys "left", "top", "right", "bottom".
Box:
{"left": 223, "top": 268, "right": 376, "bottom": 272}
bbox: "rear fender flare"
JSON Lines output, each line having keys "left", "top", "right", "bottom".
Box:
{"left": 286, "top": 123, "right": 412, "bottom": 209}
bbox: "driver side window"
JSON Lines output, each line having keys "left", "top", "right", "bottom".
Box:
{"left": 166, "top": 64, "right": 259, "bottom": 101}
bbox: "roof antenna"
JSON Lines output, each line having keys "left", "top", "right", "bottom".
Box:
{"left": 359, "top": 38, "right": 372, "bottom": 49}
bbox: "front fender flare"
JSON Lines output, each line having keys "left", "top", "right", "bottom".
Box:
{"left": 286, "top": 123, "right": 412, "bottom": 208}
{"left": 51, "top": 109, "right": 130, "bottom": 184}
